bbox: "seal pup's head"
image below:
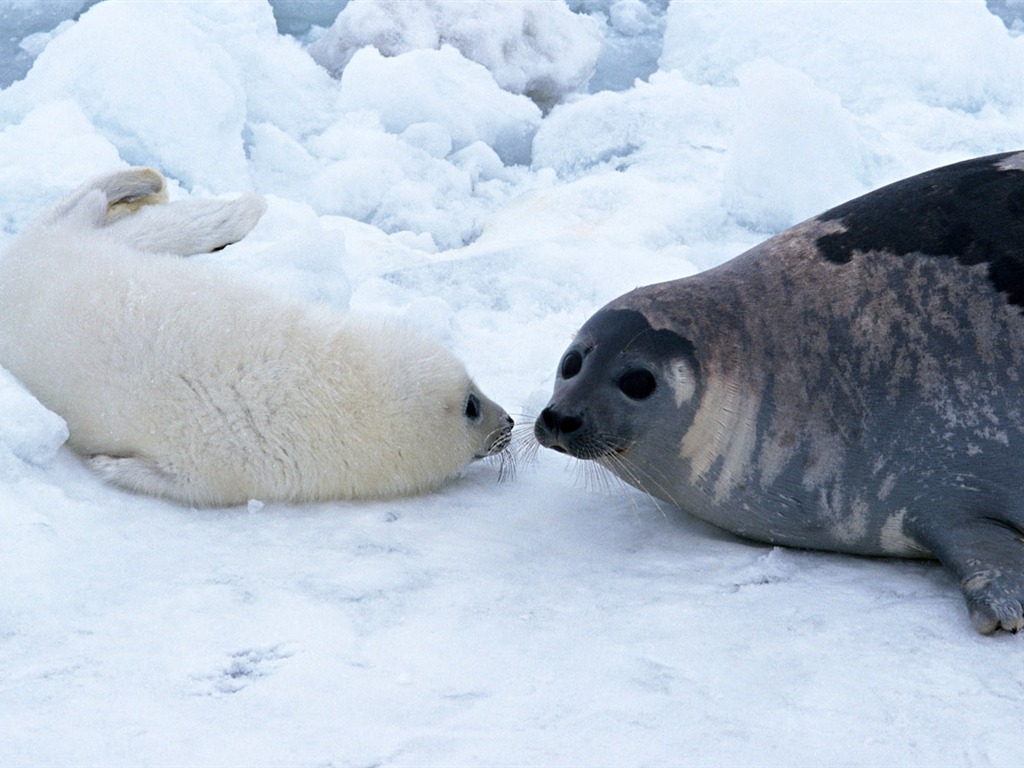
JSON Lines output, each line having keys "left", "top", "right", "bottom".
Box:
{"left": 327, "top": 319, "right": 514, "bottom": 500}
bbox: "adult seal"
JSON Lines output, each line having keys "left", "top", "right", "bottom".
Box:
{"left": 535, "top": 151, "right": 1024, "bottom": 634}
{"left": 0, "top": 168, "right": 512, "bottom": 506}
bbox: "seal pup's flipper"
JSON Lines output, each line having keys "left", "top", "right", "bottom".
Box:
{"left": 87, "top": 454, "right": 197, "bottom": 504}
{"left": 103, "top": 193, "right": 268, "bottom": 256}
{"left": 40, "top": 167, "right": 168, "bottom": 227}
{"left": 42, "top": 167, "right": 266, "bottom": 256}
{"left": 100, "top": 168, "right": 169, "bottom": 223}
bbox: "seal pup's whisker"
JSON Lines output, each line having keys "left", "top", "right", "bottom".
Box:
{"left": 485, "top": 442, "right": 517, "bottom": 483}
{"left": 511, "top": 416, "right": 543, "bottom": 466}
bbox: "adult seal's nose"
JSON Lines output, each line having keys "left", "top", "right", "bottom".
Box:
{"left": 539, "top": 407, "right": 582, "bottom": 436}
{"left": 535, "top": 406, "right": 585, "bottom": 454}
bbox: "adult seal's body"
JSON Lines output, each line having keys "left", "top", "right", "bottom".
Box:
{"left": 535, "top": 151, "right": 1024, "bottom": 634}
{"left": 0, "top": 168, "right": 512, "bottom": 506}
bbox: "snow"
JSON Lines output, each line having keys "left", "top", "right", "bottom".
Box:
{"left": 0, "top": 0, "right": 97, "bottom": 89}
{"left": 308, "top": 0, "right": 602, "bottom": 111}
{"left": 337, "top": 45, "right": 542, "bottom": 165}
{"left": 1, "top": 1, "right": 1023, "bottom": 765}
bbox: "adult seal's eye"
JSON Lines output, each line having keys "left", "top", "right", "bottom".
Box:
{"left": 465, "top": 393, "right": 481, "bottom": 420}
{"left": 618, "top": 369, "right": 656, "bottom": 400}
{"left": 560, "top": 350, "right": 583, "bottom": 379}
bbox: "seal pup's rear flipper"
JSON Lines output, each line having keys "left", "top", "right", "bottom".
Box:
{"left": 40, "top": 167, "right": 168, "bottom": 227}
{"left": 39, "top": 167, "right": 266, "bottom": 256}
{"left": 101, "top": 168, "right": 169, "bottom": 223}
{"left": 103, "top": 193, "right": 267, "bottom": 256}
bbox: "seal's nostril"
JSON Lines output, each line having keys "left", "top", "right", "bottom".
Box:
{"left": 540, "top": 407, "right": 557, "bottom": 431}
{"left": 560, "top": 415, "right": 582, "bottom": 434}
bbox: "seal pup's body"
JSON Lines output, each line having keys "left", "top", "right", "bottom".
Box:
{"left": 0, "top": 169, "right": 512, "bottom": 506}
{"left": 535, "top": 151, "right": 1024, "bottom": 634}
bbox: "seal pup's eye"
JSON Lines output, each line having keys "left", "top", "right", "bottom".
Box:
{"left": 561, "top": 350, "right": 583, "bottom": 379}
{"left": 465, "top": 393, "right": 481, "bottom": 420}
{"left": 618, "top": 369, "right": 657, "bottom": 400}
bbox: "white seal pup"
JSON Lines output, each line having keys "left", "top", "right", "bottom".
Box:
{"left": 535, "top": 151, "right": 1024, "bottom": 634}
{"left": 0, "top": 168, "right": 512, "bottom": 506}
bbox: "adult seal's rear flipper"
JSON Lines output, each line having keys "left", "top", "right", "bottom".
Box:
{"left": 907, "top": 507, "right": 1024, "bottom": 634}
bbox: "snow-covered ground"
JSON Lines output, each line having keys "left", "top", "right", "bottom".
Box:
{"left": 1, "top": 1, "right": 1023, "bottom": 765}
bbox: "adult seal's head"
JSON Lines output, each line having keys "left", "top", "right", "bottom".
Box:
{"left": 536, "top": 150, "right": 1024, "bottom": 635}
{"left": 538, "top": 307, "right": 700, "bottom": 470}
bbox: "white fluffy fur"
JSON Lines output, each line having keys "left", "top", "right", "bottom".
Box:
{"left": 0, "top": 169, "right": 511, "bottom": 506}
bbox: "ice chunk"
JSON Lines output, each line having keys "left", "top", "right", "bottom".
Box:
{"left": 309, "top": 0, "right": 601, "bottom": 111}
{"left": 0, "top": 367, "right": 68, "bottom": 468}
{"left": 337, "top": 46, "right": 541, "bottom": 166}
